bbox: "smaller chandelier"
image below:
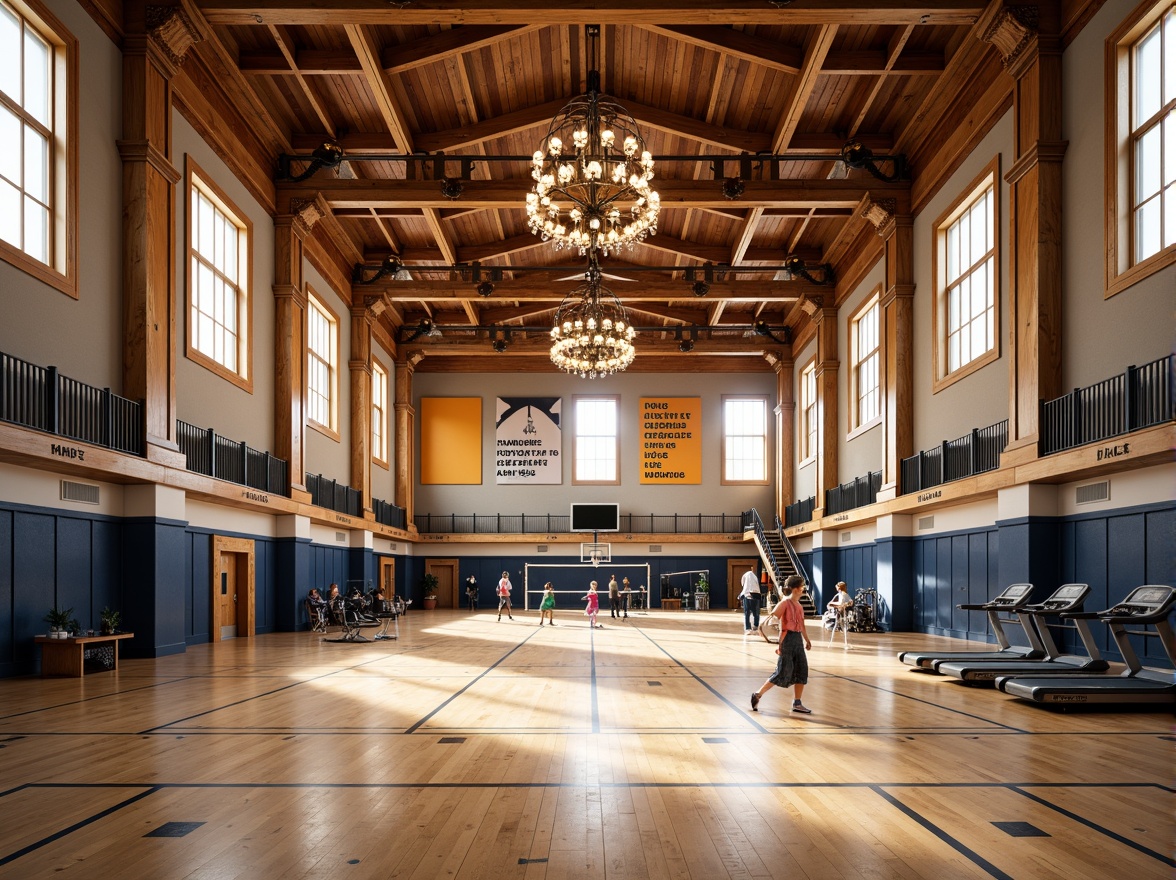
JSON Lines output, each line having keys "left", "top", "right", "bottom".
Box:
{"left": 550, "top": 258, "right": 637, "bottom": 378}
{"left": 526, "top": 26, "right": 659, "bottom": 257}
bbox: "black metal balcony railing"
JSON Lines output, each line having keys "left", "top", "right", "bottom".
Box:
{"left": 1040, "top": 355, "right": 1173, "bottom": 456}
{"left": 901, "top": 419, "right": 1009, "bottom": 495}
{"left": 784, "top": 495, "right": 816, "bottom": 527}
{"left": 0, "top": 350, "right": 144, "bottom": 455}
{"left": 413, "top": 512, "right": 745, "bottom": 535}
{"left": 307, "top": 472, "right": 363, "bottom": 517}
{"left": 372, "top": 497, "right": 407, "bottom": 530}
{"left": 177, "top": 420, "right": 289, "bottom": 495}
{"left": 825, "top": 470, "right": 882, "bottom": 516}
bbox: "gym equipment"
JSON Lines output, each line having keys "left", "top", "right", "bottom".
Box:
{"left": 849, "top": 588, "right": 883, "bottom": 632}
{"left": 934, "top": 583, "right": 1108, "bottom": 682}
{"left": 997, "top": 585, "right": 1176, "bottom": 705}
{"left": 898, "top": 583, "right": 1042, "bottom": 670}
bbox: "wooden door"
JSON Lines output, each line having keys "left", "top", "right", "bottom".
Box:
{"left": 426, "top": 558, "right": 460, "bottom": 608}
{"left": 727, "top": 558, "right": 759, "bottom": 610}
{"left": 211, "top": 535, "right": 255, "bottom": 642}
{"left": 219, "top": 553, "right": 238, "bottom": 639}
{"left": 380, "top": 558, "right": 396, "bottom": 599}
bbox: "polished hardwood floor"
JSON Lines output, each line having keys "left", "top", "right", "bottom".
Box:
{"left": 0, "top": 608, "right": 1171, "bottom": 879}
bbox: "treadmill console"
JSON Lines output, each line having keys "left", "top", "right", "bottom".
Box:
{"left": 1102, "top": 587, "right": 1175, "bottom": 617}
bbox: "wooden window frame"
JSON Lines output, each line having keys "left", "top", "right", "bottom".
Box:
{"left": 1105, "top": 0, "right": 1176, "bottom": 297}
{"left": 185, "top": 158, "right": 253, "bottom": 392}
{"left": 799, "top": 358, "right": 817, "bottom": 464}
{"left": 847, "top": 288, "right": 882, "bottom": 438}
{"left": 572, "top": 395, "right": 620, "bottom": 486}
{"left": 372, "top": 355, "right": 389, "bottom": 469}
{"left": 931, "top": 155, "right": 1001, "bottom": 392}
{"left": 306, "top": 287, "right": 340, "bottom": 441}
{"left": 721, "top": 395, "right": 769, "bottom": 486}
{"left": 0, "top": 0, "right": 77, "bottom": 298}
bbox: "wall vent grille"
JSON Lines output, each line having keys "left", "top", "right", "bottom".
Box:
{"left": 61, "top": 480, "right": 99, "bottom": 505}
{"left": 649, "top": 544, "right": 662, "bottom": 553}
{"left": 840, "top": 532, "right": 852, "bottom": 543}
{"left": 335, "top": 532, "right": 346, "bottom": 542}
{"left": 536, "top": 545, "right": 548, "bottom": 553}
{"left": 918, "top": 516, "right": 935, "bottom": 530}
{"left": 1076, "top": 481, "right": 1110, "bottom": 505}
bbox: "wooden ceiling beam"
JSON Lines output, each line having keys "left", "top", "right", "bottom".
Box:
{"left": 381, "top": 24, "right": 542, "bottom": 75}
{"left": 823, "top": 48, "right": 944, "bottom": 75}
{"left": 635, "top": 24, "right": 803, "bottom": 75}
{"left": 414, "top": 98, "right": 567, "bottom": 151}
{"left": 413, "top": 353, "right": 776, "bottom": 373}
{"left": 239, "top": 48, "right": 362, "bottom": 74}
{"left": 848, "top": 25, "right": 916, "bottom": 137}
{"left": 267, "top": 24, "right": 336, "bottom": 134}
{"left": 626, "top": 99, "right": 770, "bottom": 153}
{"left": 359, "top": 279, "right": 811, "bottom": 300}
{"left": 345, "top": 24, "right": 415, "bottom": 152}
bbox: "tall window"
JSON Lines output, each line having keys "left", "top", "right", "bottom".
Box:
{"left": 573, "top": 396, "right": 619, "bottom": 484}
{"left": 0, "top": 0, "right": 77, "bottom": 297}
{"left": 187, "top": 160, "right": 252, "bottom": 391}
{"left": 800, "top": 360, "right": 817, "bottom": 461}
{"left": 372, "top": 358, "right": 388, "bottom": 467}
{"left": 307, "top": 290, "right": 338, "bottom": 436}
{"left": 722, "top": 396, "right": 768, "bottom": 484}
{"left": 849, "top": 292, "right": 881, "bottom": 432}
{"left": 1107, "top": 2, "right": 1176, "bottom": 295}
{"left": 933, "top": 157, "right": 999, "bottom": 389}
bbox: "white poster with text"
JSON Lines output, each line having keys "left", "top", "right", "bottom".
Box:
{"left": 495, "top": 397, "right": 561, "bottom": 484}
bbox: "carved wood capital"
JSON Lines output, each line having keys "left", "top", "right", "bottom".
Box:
{"left": 146, "top": 5, "right": 203, "bottom": 71}
{"left": 290, "top": 196, "right": 329, "bottom": 238}
{"left": 860, "top": 196, "right": 898, "bottom": 235}
{"left": 799, "top": 295, "right": 824, "bottom": 317}
{"left": 978, "top": 4, "right": 1039, "bottom": 70}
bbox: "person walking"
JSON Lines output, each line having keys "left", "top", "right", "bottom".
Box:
{"left": 583, "top": 581, "right": 602, "bottom": 628}
{"left": 538, "top": 582, "right": 557, "bottom": 626}
{"left": 465, "top": 575, "right": 479, "bottom": 611}
{"left": 751, "top": 575, "right": 812, "bottom": 714}
{"left": 739, "top": 566, "right": 762, "bottom": 634}
{"left": 608, "top": 574, "right": 620, "bottom": 618}
{"left": 497, "top": 571, "right": 514, "bottom": 621}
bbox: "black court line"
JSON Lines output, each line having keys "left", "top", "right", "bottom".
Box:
{"left": 1011, "top": 785, "right": 1176, "bottom": 867}
{"left": 589, "top": 625, "right": 600, "bottom": 733}
{"left": 0, "top": 677, "right": 199, "bottom": 721}
{"left": 405, "top": 628, "right": 542, "bottom": 734}
{"left": 0, "top": 786, "right": 159, "bottom": 867}
{"left": 872, "top": 785, "right": 1013, "bottom": 880}
{"left": 630, "top": 623, "right": 771, "bottom": 734}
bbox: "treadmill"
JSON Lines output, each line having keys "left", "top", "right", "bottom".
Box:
{"left": 997, "top": 585, "right": 1176, "bottom": 705}
{"left": 898, "top": 583, "right": 1043, "bottom": 670}
{"left": 933, "top": 583, "right": 1110, "bottom": 682}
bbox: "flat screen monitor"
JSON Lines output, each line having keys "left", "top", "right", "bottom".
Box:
{"left": 570, "top": 502, "right": 620, "bottom": 533}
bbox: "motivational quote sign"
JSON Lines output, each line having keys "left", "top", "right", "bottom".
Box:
{"left": 495, "top": 397, "right": 561, "bottom": 484}
{"left": 639, "top": 397, "right": 701, "bottom": 484}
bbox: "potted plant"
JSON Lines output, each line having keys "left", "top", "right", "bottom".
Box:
{"left": 99, "top": 607, "right": 121, "bottom": 636}
{"left": 45, "top": 606, "right": 73, "bottom": 639}
{"left": 694, "top": 574, "right": 710, "bottom": 611}
{"left": 421, "top": 573, "right": 439, "bottom": 610}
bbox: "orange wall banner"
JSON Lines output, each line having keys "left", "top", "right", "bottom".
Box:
{"left": 639, "top": 397, "right": 701, "bottom": 484}
{"left": 420, "top": 397, "right": 482, "bottom": 484}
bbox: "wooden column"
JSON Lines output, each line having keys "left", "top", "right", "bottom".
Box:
{"left": 349, "top": 303, "right": 373, "bottom": 511}
{"left": 863, "top": 196, "right": 915, "bottom": 498}
{"left": 769, "top": 351, "right": 795, "bottom": 523}
{"left": 394, "top": 353, "right": 421, "bottom": 530}
{"left": 273, "top": 197, "right": 326, "bottom": 499}
{"left": 979, "top": 1, "right": 1065, "bottom": 456}
{"left": 119, "top": 2, "right": 202, "bottom": 463}
{"left": 805, "top": 298, "right": 839, "bottom": 518}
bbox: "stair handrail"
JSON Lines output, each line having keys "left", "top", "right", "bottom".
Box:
{"left": 745, "top": 508, "right": 787, "bottom": 593}
{"left": 772, "top": 510, "right": 812, "bottom": 588}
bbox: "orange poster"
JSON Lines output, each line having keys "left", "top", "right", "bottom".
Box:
{"left": 420, "top": 397, "right": 482, "bottom": 484}
{"left": 639, "top": 397, "right": 701, "bottom": 484}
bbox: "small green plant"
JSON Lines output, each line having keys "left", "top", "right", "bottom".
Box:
{"left": 422, "top": 573, "right": 439, "bottom": 598}
{"left": 99, "top": 607, "right": 121, "bottom": 635}
{"left": 695, "top": 573, "right": 710, "bottom": 593}
{"left": 45, "top": 605, "right": 73, "bottom": 631}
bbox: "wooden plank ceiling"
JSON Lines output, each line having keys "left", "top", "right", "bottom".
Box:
{"left": 188, "top": 0, "right": 995, "bottom": 372}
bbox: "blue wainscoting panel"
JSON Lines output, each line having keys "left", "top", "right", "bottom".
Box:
{"left": 912, "top": 526, "right": 999, "bottom": 641}
{"left": 0, "top": 509, "right": 13, "bottom": 675}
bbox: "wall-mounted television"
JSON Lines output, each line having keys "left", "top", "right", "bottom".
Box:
{"left": 570, "top": 502, "right": 620, "bottom": 533}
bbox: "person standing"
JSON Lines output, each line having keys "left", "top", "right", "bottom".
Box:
{"left": 465, "top": 575, "right": 479, "bottom": 611}
{"left": 620, "top": 577, "right": 632, "bottom": 619}
{"left": 538, "top": 582, "right": 557, "bottom": 626}
{"left": 583, "top": 581, "right": 602, "bottom": 628}
{"left": 751, "top": 575, "right": 812, "bottom": 714}
{"left": 608, "top": 574, "right": 620, "bottom": 618}
{"left": 739, "top": 566, "right": 762, "bottom": 634}
{"left": 497, "top": 571, "right": 514, "bottom": 621}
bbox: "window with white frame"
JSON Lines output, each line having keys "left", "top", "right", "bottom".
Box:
{"left": 0, "top": 0, "right": 77, "bottom": 296}
{"left": 573, "top": 396, "right": 619, "bottom": 484}
{"left": 307, "top": 290, "right": 338, "bottom": 435}
{"left": 1106, "top": 1, "right": 1176, "bottom": 295}
{"left": 722, "top": 396, "right": 768, "bottom": 484}
{"left": 800, "top": 360, "right": 817, "bottom": 461}
{"left": 188, "top": 161, "right": 253, "bottom": 390}
{"left": 849, "top": 292, "right": 880, "bottom": 431}
{"left": 372, "top": 358, "right": 388, "bottom": 467}
{"left": 934, "top": 157, "right": 999, "bottom": 388}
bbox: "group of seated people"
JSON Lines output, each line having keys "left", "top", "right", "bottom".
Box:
{"left": 306, "top": 583, "right": 408, "bottom": 636}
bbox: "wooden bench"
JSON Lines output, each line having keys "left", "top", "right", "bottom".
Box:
{"left": 35, "top": 633, "right": 134, "bottom": 677}
{"left": 660, "top": 599, "right": 681, "bottom": 611}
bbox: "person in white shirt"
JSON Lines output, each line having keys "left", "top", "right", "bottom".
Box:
{"left": 497, "top": 571, "right": 514, "bottom": 621}
{"left": 738, "top": 567, "right": 762, "bottom": 634}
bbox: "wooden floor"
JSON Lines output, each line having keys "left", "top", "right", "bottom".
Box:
{"left": 0, "top": 609, "right": 1171, "bottom": 879}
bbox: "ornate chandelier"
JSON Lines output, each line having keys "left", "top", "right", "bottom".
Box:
{"left": 550, "top": 256, "right": 637, "bottom": 378}
{"left": 526, "top": 26, "right": 659, "bottom": 256}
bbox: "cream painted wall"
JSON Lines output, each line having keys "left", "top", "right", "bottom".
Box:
{"left": 911, "top": 109, "right": 1013, "bottom": 452}
{"left": 792, "top": 338, "right": 818, "bottom": 502}
{"left": 303, "top": 259, "right": 352, "bottom": 485}
{"left": 370, "top": 341, "right": 396, "bottom": 505}
{"left": 1056, "top": 462, "right": 1176, "bottom": 516}
{"left": 0, "top": 0, "right": 122, "bottom": 388}
{"left": 911, "top": 497, "right": 999, "bottom": 535}
{"left": 173, "top": 111, "right": 277, "bottom": 454}
{"left": 1062, "top": 0, "right": 1175, "bottom": 385}
{"left": 838, "top": 259, "right": 886, "bottom": 481}
{"left": 0, "top": 462, "right": 125, "bottom": 516}
{"left": 413, "top": 370, "right": 776, "bottom": 517}
{"left": 185, "top": 499, "right": 277, "bottom": 537}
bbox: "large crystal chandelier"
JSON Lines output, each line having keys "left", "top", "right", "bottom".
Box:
{"left": 526, "top": 26, "right": 659, "bottom": 256}
{"left": 550, "top": 255, "right": 637, "bottom": 378}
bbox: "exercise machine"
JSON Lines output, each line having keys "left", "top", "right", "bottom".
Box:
{"left": 898, "top": 583, "right": 1042, "bottom": 670}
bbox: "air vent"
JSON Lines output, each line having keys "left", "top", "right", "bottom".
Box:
{"left": 335, "top": 532, "right": 346, "bottom": 542}
{"left": 536, "top": 545, "right": 548, "bottom": 553}
{"left": 61, "top": 480, "right": 99, "bottom": 505}
{"left": 388, "top": 543, "right": 397, "bottom": 552}
{"left": 1076, "top": 481, "right": 1110, "bottom": 505}
{"left": 649, "top": 544, "right": 662, "bottom": 553}
{"left": 918, "top": 516, "right": 934, "bottom": 530}
{"left": 840, "top": 531, "right": 852, "bottom": 544}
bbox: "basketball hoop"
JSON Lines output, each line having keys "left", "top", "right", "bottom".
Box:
{"left": 580, "top": 542, "right": 612, "bottom": 565}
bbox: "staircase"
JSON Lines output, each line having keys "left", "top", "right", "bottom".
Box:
{"left": 744, "top": 509, "right": 817, "bottom": 617}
